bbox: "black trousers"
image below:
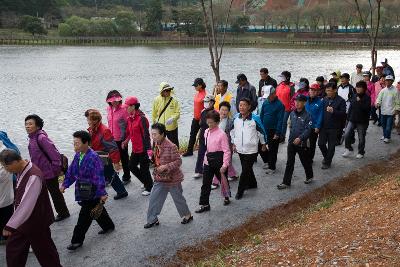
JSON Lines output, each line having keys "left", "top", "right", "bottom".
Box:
{"left": 318, "top": 128, "right": 339, "bottom": 166}
{"left": 199, "top": 164, "right": 229, "bottom": 206}
{"left": 116, "top": 140, "right": 131, "bottom": 180}
{"left": 166, "top": 128, "right": 179, "bottom": 149}
{"left": 267, "top": 129, "right": 279, "bottom": 170}
{"left": 282, "top": 144, "right": 313, "bottom": 186}
{"left": 129, "top": 152, "right": 154, "bottom": 192}
{"left": 71, "top": 199, "right": 115, "bottom": 244}
{"left": 238, "top": 153, "right": 258, "bottom": 194}
{"left": 46, "top": 176, "right": 70, "bottom": 217}
{"left": 187, "top": 118, "right": 200, "bottom": 153}
{"left": 0, "top": 204, "right": 13, "bottom": 239}
{"left": 7, "top": 227, "right": 62, "bottom": 267}
{"left": 309, "top": 130, "right": 319, "bottom": 161}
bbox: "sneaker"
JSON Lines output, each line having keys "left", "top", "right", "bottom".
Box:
{"left": 304, "top": 177, "right": 313, "bottom": 184}
{"left": 140, "top": 184, "right": 145, "bottom": 190}
{"left": 142, "top": 190, "right": 151, "bottom": 196}
{"left": 193, "top": 173, "right": 203, "bottom": 179}
{"left": 228, "top": 176, "right": 238, "bottom": 181}
{"left": 211, "top": 183, "right": 219, "bottom": 190}
{"left": 321, "top": 164, "right": 330, "bottom": 170}
{"left": 380, "top": 136, "right": 385, "bottom": 140}
{"left": 277, "top": 183, "right": 290, "bottom": 190}
{"left": 356, "top": 154, "right": 364, "bottom": 159}
{"left": 384, "top": 138, "right": 390, "bottom": 143}
{"left": 114, "top": 191, "right": 128, "bottom": 200}
{"left": 265, "top": 169, "right": 276, "bottom": 175}
{"left": 342, "top": 149, "right": 352, "bottom": 158}
{"left": 262, "top": 163, "right": 269, "bottom": 170}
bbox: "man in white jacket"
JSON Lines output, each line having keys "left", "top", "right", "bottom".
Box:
{"left": 376, "top": 75, "right": 400, "bottom": 143}
{"left": 0, "top": 141, "right": 14, "bottom": 245}
{"left": 231, "top": 98, "right": 267, "bottom": 200}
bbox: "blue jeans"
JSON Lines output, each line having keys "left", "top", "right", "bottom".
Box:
{"left": 104, "top": 162, "right": 127, "bottom": 195}
{"left": 281, "top": 111, "right": 291, "bottom": 139}
{"left": 381, "top": 115, "right": 394, "bottom": 139}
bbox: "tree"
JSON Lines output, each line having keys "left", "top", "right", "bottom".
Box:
{"left": 19, "top": 15, "right": 48, "bottom": 36}
{"left": 337, "top": 2, "right": 355, "bottom": 33}
{"left": 200, "top": 0, "right": 234, "bottom": 84}
{"left": 144, "top": 0, "right": 163, "bottom": 35}
{"left": 304, "top": 7, "right": 321, "bottom": 32}
{"left": 231, "top": 14, "right": 250, "bottom": 33}
{"left": 354, "top": 0, "right": 383, "bottom": 75}
{"left": 179, "top": 8, "right": 205, "bottom": 36}
{"left": 115, "top": 11, "right": 136, "bottom": 35}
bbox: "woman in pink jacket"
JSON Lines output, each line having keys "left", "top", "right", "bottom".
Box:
{"left": 196, "top": 110, "right": 231, "bottom": 214}
{"left": 106, "top": 90, "right": 131, "bottom": 183}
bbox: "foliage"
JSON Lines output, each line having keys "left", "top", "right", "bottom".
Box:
{"left": 19, "top": 15, "right": 48, "bottom": 36}
{"left": 144, "top": 0, "right": 163, "bottom": 35}
{"left": 231, "top": 14, "right": 250, "bottom": 33}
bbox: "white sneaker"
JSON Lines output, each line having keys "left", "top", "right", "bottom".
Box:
{"left": 193, "top": 173, "right": 203, "bottom": 179}
{"left": 211, "top": 184, "right": 218, "bottom": 190}
{"left": 262, "top": 163, "right": 269, "bottom": 170}
{"left": 141, "top": 190, "right": 151, "bottom": 196}
{"left": 356, "top": 154, "right": 364, "bottom": 159}
{"left": 140, "top": 184, "right": 145, "bottom": 190}
{"left": 228, "top": 176, "right": 238, "bottom": 181}
{"left": 342, "top": 149, "right": 352, "bottom": 158}
{"left": 380, "top": 136, "right": 385, "bottom": 140}
{"left": 384, "top": 138, "right": 390, "bottom": 143}
{"left": 265, "top": 169, "right": 276, "bottom": 175}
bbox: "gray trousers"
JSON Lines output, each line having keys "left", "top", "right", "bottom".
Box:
{"left": 147, "top": 182, "right": 191, "bottom": 224}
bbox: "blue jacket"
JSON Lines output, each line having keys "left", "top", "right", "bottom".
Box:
{"left": 305, "top": 97, "right": 324, "bottom": 129}
{"left": 259, "top": 97, "right": 285, "bottom": 135}
{"left": 0, "top": 131, "right": 20, "bottom": 154}
{"left": 288, "top": 109, "right": 312, "bottom": 147}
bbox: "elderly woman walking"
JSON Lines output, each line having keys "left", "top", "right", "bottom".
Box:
{"left": 196, "top": 110, "right": 232, "bottom": 213}
{"left": 144, "top": 123, "right": 192, "bottom": 229}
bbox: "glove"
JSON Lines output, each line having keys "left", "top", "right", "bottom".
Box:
{"left": 166, "top": 118, "right": 174, "bottom": 125}
{"left": 147, "top": 150, "right": 153, "bottom": 160}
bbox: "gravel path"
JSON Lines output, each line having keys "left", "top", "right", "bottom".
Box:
{"left": 0, "top": 124, "right": 398, "bottom": 267}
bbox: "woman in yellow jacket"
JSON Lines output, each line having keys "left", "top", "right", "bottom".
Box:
{"left": 152, "top": 82, "right": 181, "bottom": 148}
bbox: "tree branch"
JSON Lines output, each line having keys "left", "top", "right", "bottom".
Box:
{"left": 218, "top": 0, "right": 234, "bottom": 62}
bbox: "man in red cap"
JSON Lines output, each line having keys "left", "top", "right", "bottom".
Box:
{"left": 122, "top": 97, "right": 154, "bottom": 196}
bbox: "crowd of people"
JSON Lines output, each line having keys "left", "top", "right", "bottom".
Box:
{"left": 0, "top": 57, "right": 399, "bottom": 267}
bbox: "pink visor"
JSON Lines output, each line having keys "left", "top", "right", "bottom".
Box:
{"left": 106, "top": 96, "right": 122, "bottom": 103}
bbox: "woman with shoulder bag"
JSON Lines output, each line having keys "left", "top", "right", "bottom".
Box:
{"left": 61, "top": 131, "right": 115, "bottom": 250}
{"left": 144, "top": 123, "right": 192, "bottom": 229}
{"left": 196, "top": 110, "right": 232, "bottom": 214}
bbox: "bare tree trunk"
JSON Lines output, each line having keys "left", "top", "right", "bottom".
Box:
{"left": 200, "top": 0, "right": 234, "bottom": 89}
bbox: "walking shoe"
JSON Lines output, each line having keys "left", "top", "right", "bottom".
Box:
{"left": 211, "top": 183, "right": 219, "bottom": 190}
{"left": 304, "top": 177, "right": 313, "bottom": 184}
{"left": 55, "top": 214, "right": 70, "bottom": 222}
{"left": 67, "top": 243, "right": 83, "bottom": 251}
{"left": 195, "top": 205, "right": 210, "bottom": 213}
{"left": 265, "top": 169, "right": 276, "bottom": 175}
{"left": 380, "top": 136, "right": 385, "bottom": 140}
{"left": 342, "top": 149, "right": 352, "bottom": 158}
{"left": 123, "top": 179, "right": 131, "bottom": 185}
{"left": 384, "top": 138, "right": 390, "bottom": 143}
{"left": 228, "top": 176, "right": 238, "bottom": 181}
{"left": 182, "top": 151, "right": 193, "bottom": 157}
{"left": 321, "top": 164, "right": 331, "bottom": 170}
{"left": 356, "top": 153, "right": 364, "bottom": 159}
{"left": 98, "top": 227, "right": 115, "bottom": 235}
{"left": 181, "top": 216, "right": 193, "bottom": 224}
{"left": 223, "top": 198, "right": 231, "bottom": 206}
{"left": 140, "top": 184, "right": 145, "bottom": 190}
{"left": 262, "top": 163, "right": 269, "bottom": 169}
{"left": 277, "top": 183, "right": 290, "bottom": 190}
{"left": 114, "top": 191, "right": 128, "bottom": 200}
{"left": 235, "top": 192, "right": 243, "bottom": 200}
{"left": 144, "top": 220, "right": 159, "bottom": 229}
{"left": 193, "top": 173, "right": 203, "bottom": 179}
{"left": 141, "top": 190, "right": 151, "bottom": 196}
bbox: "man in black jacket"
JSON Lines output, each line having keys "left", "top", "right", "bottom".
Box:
{"left": 236, "top": 73, "right": 258, "bottom": 112}
{"left": 277, "top": 95, "right": 313, "bottom": 189}
{"left": 318, "top": 82, "right": 347, "bottom": 169}
{"left": 342, "top": 81, "right": 371, "bottom": 159}
{"left": 259, "top": 68, "right": 277, "bottom": 97}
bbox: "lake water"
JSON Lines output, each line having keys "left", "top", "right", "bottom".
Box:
{"left": 1, "top": 45, "right": 399, "bottom": 158}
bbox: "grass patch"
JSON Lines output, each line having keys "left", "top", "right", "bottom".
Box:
{"left": 178, "top": 138, "right": 189, "bottom": 154}
{"left": 309, "top": 196, "right": 338, "bottom": 212}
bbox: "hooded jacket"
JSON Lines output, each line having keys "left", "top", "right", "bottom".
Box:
{"left": 88, "top": 123, "right": 121, "bottom": 164}
{"left": 305, "top": 96, "right": 324, "bottom": 130}
{"left": 125, "top": 110, "right": 151, "bottom": 154}
{"left": 28, "top": 129, "right": 62, "bottom": 179}
{"left": 107, "top": 104, "right": 129, "bottom": 142}
{"left": 260, "top": 97, "right": 285, "bottom": 134}
{"left": 276, "top": 81, "right": 295, "bottom": 112}
{"left": 152, "top": 89, "right": 180, "bottom": 132}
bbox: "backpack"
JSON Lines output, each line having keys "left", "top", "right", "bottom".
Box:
{"left": 37, "top": 134, "right": 69, "bottom": 174}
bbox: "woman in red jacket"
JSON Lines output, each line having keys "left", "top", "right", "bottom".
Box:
{"left": 85, "top": 109, "right": 128, "bottom": 200}
{"left": 122, "top": 97, "right": 154, "bottom": 196}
